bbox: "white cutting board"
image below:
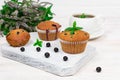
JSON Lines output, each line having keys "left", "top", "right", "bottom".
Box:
{"left": 0, "top": 32, "right": 96, "bottom": 76}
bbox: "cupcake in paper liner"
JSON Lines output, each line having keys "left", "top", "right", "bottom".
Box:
{"left": 59, "top": 21, "right": 89, "bottom": 54}
{"left": 36, "top": 21, "right": 61, "bottom": 41}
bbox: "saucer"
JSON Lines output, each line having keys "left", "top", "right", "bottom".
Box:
{"left": 90, "top": 28, "right": 104, "bottom": 40}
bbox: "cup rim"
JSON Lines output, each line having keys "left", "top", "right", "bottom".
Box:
{"left": 71, "top": 13, "right": 98, "bottom": 20}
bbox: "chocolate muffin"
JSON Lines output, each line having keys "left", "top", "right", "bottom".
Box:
{"left": 6, "top": 29, "right": 30, "bottom": 47}
{"left": 36, "top": 21, "right": 61, "bottom": 41}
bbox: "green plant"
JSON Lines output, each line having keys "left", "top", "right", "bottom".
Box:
{"left": 65, "top": 21, "right": 83, "bottom": 35}
{"left": 0, "top": 31, "right": 3, "bottom": 37}
{"left": 79, "top": 13, "right": 86, "bottom": 18}
{"left": 33, "top": 39, "right": 43, "bottom": 47}
{"left": 0, "top": 0, "right": 54, "bottom": 35}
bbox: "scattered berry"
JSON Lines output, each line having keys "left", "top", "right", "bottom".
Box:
{"left": 63, "top": 56, "right": 68, "bottom": 61}
{"left": 96, "top": 67, "right": 102, "bottom": 73}
{"left": 20, "top": 47, "right": 25, "bottom": 52}
{"left": 46, "top": 42, "right": 51, "bottom": 47}
{"left": 54, "top": 47, "right": 59, "bottom": 52}
{"left": 36, "top": 47, "right": 41, "bottom": 52}
{"left": 45, "top": 52, "right": 50, "bottom": 58}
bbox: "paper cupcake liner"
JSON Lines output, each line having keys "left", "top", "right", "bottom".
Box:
{"left": 59, "top": 39, "right": 88, "bottom": 44}
{"left": 36, "top": 27, "right": 60, "bottom": 41}
{"left": 36, "top": 27, "right": 61, "bottom": 33}
{"left": 59, "top": 39, "right": 88, "bottom": 54}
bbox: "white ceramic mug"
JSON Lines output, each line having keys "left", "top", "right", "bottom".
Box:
{"left": 69, "top": 14, "right": 104, "bottom": 35}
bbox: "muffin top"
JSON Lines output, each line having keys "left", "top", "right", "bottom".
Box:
{"left": 59, "top": 21, "right": 89, "bottom": 42}
{"left": 6, "top": 29, "right": 30, "bottom": 41}
{"left": 59, "top": 30, "right": 89, "bottom": 42}
{"left": 37, "top": 21, "right": 61, "bottom": 30}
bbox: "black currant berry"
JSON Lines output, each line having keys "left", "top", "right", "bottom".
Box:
{"left": 46, "top": 42, "right": 51, "bottom": 47}
{"left": 54, "top": 47, "right": 59, "bottom": 52}
{"left": 96, "top": 67, "right": 102, "bottom": 73}
{"left": 20, "top": 47, "right": 25, "bottom": 52}
{"left": 45, "top": 52, "right": 50, "bottom": 58}
{"left": 63, "top": 56, "right": 68, "bottom": 61}
{"left": 36, "top": 47, "right": 41, "bottom": 52}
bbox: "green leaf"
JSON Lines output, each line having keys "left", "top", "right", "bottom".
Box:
{"left": 38, "top": 7, "right": 46, "bottom": 11}
{"left": 38, "top": 43, "right": 42, "bottom": 47}
{"left": 70, "top": 30, "right": 75, "bottom": 35}
{"left": 73, "top": 21, "right": 76, "bottom": 28}
{"left": 79, "top": 13, "right": 86, "bottom": 18}
{"left": 18, "top": 2, "right": 23, "bottom": 5}
{"left": 65, "top": 27, "right": 73, "bottom": 31}
{"left": 75, "top": 27, "right": 83, "bottom": 30}
{"left": 47, "top": 5, "right": 53, "bottom": 15}
{"left": 33, "top": 39, "right": 43, "bottom": 47}
{"left": 0, "top": 0, "right": 54, "bottom": 32}
{"left": 64, "top": 21, "right": 83, "bottom": 35}
{"left": 44, "top": 16, "right": 53, "bottom": 21}
{"left": 3, "top": 28, "right": 9, "bottom": 35}
{"left": 33, "top": 43, "right": 37, "bottom": 46}
{"left": 11, "top": 0, "right": 18, "bottom": 2}
{"left": 42, "top": 5, "right": 53, "bottom": 21}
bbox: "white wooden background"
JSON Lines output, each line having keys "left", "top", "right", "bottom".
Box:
{"left": 0, "top": 0, "right": 120, "bottom": 80}
{"left": 0, "top": 0, "right": 120, "bottom": 17}
{"left": 40, "top": 0, "right": 120, "bottom": 17}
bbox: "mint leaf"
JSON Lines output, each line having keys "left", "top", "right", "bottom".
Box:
{"left": 64, "top": 21, "right": 83, "bottom": 35}
{"left": 75, "top": 27, "right": 83, "bottom": 30}
{"left": 79, "top": 13, "right": 86, "bottom": 18}
{"left": 0, "top": 0, "right": 54, "bottom": 33}
{"left": 38, "top": 7, "right": 46, "bottom": 11}
{"left": 33, "top": 42, "right": 38, "bottom": 46}
{"left": 65, "top": 27, "right": 72, "bottom": 31}
{"left": 33, "top": 39, "right": 43, "bottom": 47}
{"left": 70, "top": 30, "right": 75, "bottom": 35}
{"left": 3, "top": 28, "right": 9, "bottom": 35}
{"left": 73, "top": 21, "right": 76, "bottom": 28}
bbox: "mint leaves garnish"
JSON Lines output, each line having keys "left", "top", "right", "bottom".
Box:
{"left": 0, "top": 0, "right": 54, "bottom": 35}
{"left": 33, "top": 39, "right": 43, "bottom": 47}
{"left": 79, "top": 13, "right": 86, "bottom": 18}
{"left": 65, "top": 21, "right": 83, "bottom": 35}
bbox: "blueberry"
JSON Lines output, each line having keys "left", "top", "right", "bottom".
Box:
{"left": 64, "top": 33, "right": 67, "bottom": 35}
{"left": 45, "top": 52, "right": 50, "bottom": 58}
{"left": 20, "top": 47, "right": 25, "bottom": 52}
{"left": 17, "top": 32, "right": 20, "bottom": 35}
{"left": 46, "top": 42, "right": 51, "bottom": 47}
{"left": 36, "top": 47, "right": 41, "bottom": 52}
{"left": 54, "top": 47, "right": 59, "bottom": 52}
{"left": 63, "top": 56, "right": 68, "bottom": 61}
{"left": 96, "top": 67, "right": 102, "bottom": 73}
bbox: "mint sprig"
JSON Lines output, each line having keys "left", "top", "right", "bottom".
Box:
{"left": 0, "top": 0, "right": 54, "bottom": 35}
{"left": 79, "top": 13, "right": 86, "bottom": 18}
{"left": 65, "top": 21, "right": 83, "bottom": 35}
{"left": 33, "top": 39, "right": 43, "bottom": 47}
{"left": 39, "top": 5, "right": 53, "bottom": 21}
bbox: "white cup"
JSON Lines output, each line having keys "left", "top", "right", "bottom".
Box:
{"left": 69, "top": 14, "right": 104, "bottom": 35}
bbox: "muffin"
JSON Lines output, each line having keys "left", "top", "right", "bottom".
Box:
{"left": 36, "top": 21, "right": 61, "bottom": 41}
{"left": 59, "top": 21, "right": 89, "bottom": 54}
{"left": 6, "top": 29, "right": 30, "bottom": 47}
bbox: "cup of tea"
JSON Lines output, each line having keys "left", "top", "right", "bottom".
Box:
{"left": 69, "top": 13, "right": 105, "bottom": 38}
